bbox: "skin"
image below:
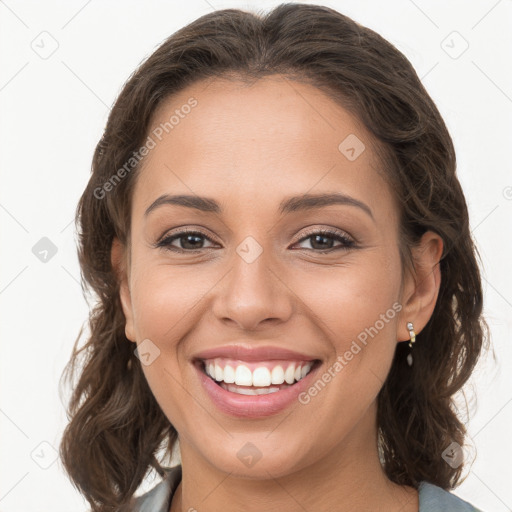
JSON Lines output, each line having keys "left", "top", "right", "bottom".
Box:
{"left": 111, "top": 75, "right": 443, "bottom": 512}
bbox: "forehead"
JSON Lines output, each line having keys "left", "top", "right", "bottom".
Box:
{"left": 133, "top": 75, "right": 396, "bottom": 222}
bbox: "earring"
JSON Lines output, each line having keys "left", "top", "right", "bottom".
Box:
{"left": 406, "top": 322, "right": 416, "bottom": 366}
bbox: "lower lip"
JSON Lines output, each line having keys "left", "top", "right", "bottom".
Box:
{"left": 194, "top": 361, "right": 321, "bottom": 418}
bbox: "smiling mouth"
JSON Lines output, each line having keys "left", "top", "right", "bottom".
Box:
{"left": 197, "top": 358, "right": 321, "bottom": 396}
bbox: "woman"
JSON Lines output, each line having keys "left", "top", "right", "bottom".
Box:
{"left": 59, "top": 4, "right": 489, "bottom": 511}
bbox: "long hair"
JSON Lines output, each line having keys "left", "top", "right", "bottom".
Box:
{"left": 59, "top": 3, "right": 490, "bottom": 510}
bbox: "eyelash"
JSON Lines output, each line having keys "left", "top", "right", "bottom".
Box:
{"left": 155, "top": 227, "right": 357, "bottom": 254}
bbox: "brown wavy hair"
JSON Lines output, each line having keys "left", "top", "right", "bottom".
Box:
{"left": 59, "top": 3, "right": 490, "bottom": 511}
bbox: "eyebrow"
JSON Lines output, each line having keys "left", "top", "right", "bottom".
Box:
{"left": 144, "top": 192, "right": 374, "bottom": 220}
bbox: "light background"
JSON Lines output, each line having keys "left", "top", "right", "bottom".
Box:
{"left": 0, "top": 0, "right": 511, "bottom": 510}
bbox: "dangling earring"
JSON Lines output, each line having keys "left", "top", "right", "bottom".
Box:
{"left": 406, "top": 322, "right": 416, "bottom": 366}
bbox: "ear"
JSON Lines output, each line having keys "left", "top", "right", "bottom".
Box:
{"left": 111, "top": 236, "right": 136, "bottom": 343}
{"left": 396, "top": 231, "right": 444, "bottom": 342}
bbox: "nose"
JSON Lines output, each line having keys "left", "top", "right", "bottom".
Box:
{"left": 211, "top": 247, "right": 294, "bottom": 331}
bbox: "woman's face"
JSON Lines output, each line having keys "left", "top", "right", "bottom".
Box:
{"left": 115, "top": 75, "right": 438, "bottom": 478}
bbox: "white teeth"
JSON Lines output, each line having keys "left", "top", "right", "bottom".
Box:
{"left": 284, "top": 364, "right": 296, "bottom": 384}
{"left": 203, "top": 359, "right": 315, "bottom": 386}
{"left": 234, "top": 365, "right": 253, "bottom": 386}
{"left": 271, "top": 365, "right": 285, "bottom": 385}
{"left": 252, "top": 367, "right": 272, "bottom": 387}
{"left": 220, "top": 383, "right": 281, "bottom": 395}
{"left": 223, "top": 364, "right": 235, "bottom": 383}
{"left": 214, "top": 363, "right": 223, "bottom": 382}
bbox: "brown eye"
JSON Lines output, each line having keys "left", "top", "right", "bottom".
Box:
{"left": 294, "top": 229, "right": 356, "bottom": 252}
{"left": 155, "top": 228, "right": 356, "bottom": 254}
{"left": 156, "top": 230, "right": 216, "bottom": 252}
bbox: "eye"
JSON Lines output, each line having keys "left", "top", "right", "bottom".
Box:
{"left": 155, "top": 227, "right": 356, "bottom": 253}
{"left": 155, "top": 229, "right": 217, "bottom": 252}
{"left": 293, "top": 228, "right": 356, "bottom": 252}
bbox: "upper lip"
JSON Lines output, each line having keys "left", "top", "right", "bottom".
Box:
{"left": 192, "top": 344, "right": 320, "bottom": 362}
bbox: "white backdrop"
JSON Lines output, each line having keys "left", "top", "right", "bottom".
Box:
{"left": 0, "top": 1, "right": 511, "bottom": 511}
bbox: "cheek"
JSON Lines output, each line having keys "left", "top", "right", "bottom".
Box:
{"left": 290, "top": 253, "right": 401, "bottom": 384}
{"left": 293, "top": 256, "right": 401, "bottom": 335}
{"left": 128, "top": 264, "right": 201, "bottom": 428}
{"left": 130, "top": 262, "right": 211, "bottom": 342}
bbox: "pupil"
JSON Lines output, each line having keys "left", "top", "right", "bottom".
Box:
{"left": 183, "top": 234, "right": 203, "bottom": 249}
{"left": 312, "top": 234, "right": 333, "bottom": 250}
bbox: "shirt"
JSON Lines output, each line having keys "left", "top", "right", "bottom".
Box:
{"left": 127, "top": 465, "right": 484, "bottom": 512}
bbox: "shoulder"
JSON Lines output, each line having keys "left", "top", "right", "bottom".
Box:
{"left": 419, "top": 481, "right": 485, "bottom": 512}
{"left": 121, "top": 465, "right": 182, "bottom": 512}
